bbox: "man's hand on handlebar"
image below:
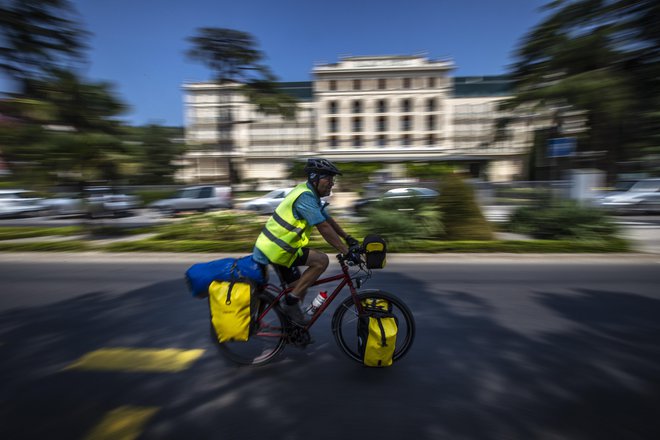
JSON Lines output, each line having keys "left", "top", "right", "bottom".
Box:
{"left": 343, "top": 245, "right": 362, "bottom": 266}
{"left": 345, "top": 235, "right": 359, "bottom": 248}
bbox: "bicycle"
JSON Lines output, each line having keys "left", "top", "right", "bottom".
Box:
{"left": 211, "top": 249, "right": 416, "bottom": 366}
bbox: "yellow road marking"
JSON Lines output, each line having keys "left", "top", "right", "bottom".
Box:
{"left": 64, "top": 348, "right": 205, "bottom": 373}
{"left": 84, "top": 406, "right": 158, "bottom": 440}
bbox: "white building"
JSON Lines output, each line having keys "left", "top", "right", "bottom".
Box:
{"left": 181, "top": 55, "right": 540, "bottom": 184}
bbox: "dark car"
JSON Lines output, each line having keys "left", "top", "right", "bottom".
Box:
{"left": 354, "top": 187, "right": 439, "bottom": 215}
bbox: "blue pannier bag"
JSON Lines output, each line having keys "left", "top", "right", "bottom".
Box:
{"left": 185, "top": 255, "right": 266, "bottom": 298}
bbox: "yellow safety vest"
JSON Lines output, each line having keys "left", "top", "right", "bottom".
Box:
{"left": 255, "top": 183, "right": 316, "bottom": 267}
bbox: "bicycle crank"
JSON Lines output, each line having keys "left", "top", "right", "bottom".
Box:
{"left": 288, "top": 326, "right": 313, "bottom": 348}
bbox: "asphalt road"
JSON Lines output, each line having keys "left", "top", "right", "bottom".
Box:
{"left": 1, "top": 255, "right": 660, "bottom": 439}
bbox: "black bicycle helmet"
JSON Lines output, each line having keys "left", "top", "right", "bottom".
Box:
{"left": 304, "top": 158, "right": 342, "bottom": 176}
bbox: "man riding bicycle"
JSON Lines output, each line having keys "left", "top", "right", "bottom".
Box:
{"left": 252, "top": 158, "right": 360, "bottom": 325}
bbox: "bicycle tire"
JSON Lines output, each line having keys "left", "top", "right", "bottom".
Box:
{"left": 212, "top": 291, "right": 287, "bottom": 366}
{"left": 331, "top": 290, "right": 415, "bottom": 365}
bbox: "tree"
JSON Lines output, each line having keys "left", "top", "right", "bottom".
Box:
{"left": 25, "top": 69, "right": 126, "bottom": 134}
{"left": 186, "top": 28, "right": 298, "bottom": 184}
{"left": 0, "top": 71, "right": 129, "bottom": 186}
{"left": 122, "top": 125, "right": 186, "bottom": 184}
{"left": 505, "top": 0, "right": 660, "bottom": 182}
{"left": 0, "top": 0, "right": 88, "bottom": 91}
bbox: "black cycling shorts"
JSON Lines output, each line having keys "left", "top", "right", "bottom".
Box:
{"left": 272, "top": 248, "right": 310, "bottom": 285}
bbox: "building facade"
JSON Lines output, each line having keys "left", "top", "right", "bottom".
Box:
{"left": 181, "top": 55, "right": 540, "bottom": 184}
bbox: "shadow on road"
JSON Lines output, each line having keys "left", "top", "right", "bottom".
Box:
{"left": 1, "top": 274, "right": 660, "bottom": 439}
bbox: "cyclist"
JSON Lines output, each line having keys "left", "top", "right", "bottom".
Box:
{"left": 252, "top": 158, "right": 360, "bottom": 325}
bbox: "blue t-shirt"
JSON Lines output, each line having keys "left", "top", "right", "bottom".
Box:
{"left": 253, "top": 183, "right": 330, "bottom": 265}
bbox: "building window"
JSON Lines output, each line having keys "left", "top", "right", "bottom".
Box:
{"left": 427, "top": 115, "right": 436, "bottom": 131}
{"left": 329, "top": 118, "right": 338, "bottom": 133}
{"left": 428, "top": 77, "right": 436, "bottom": 88}
{"left": 353, "top": 117, "right": 362, "bottom": 132}
{"left": 328, "top": 100, "right": 337, "bottom": 114}
{"left": 402, "top": 99, "right": 411, "bottom": 113}
{"left": 352, "top": 135, "right": 362, "bottom": 147}
{"left": 377, "top": 99, "right": 387, "bottom": 113}
{"left": 401, "top": 134, "right": 411, "bottom": 147}
{"left": 329, "top": 80, "right": 337, "bottom": 91}
{"left": 377, "top": 116, "right": 387, "bottom": 132}
{"left": 401, "top": 116, "right": 412, "bottom": 131}
{"left": 352, "top": 100, "right": 362, "bottom": 113}
{"left": 353, "top": 79, "right": 361, "bottom": 90}
{"left": 377, "top": 135, "right": 387, "bottom": 147}
{"left": 427, "top": 134, "right": 435, "bottom": 146}
{"left": 403, "top": 78, "right": 411, "bottom": 89}
{"left": 378, "top": 78, "right": 386, "bottom": 90}
{"left": 329, "top": 136, "right": 339, "bottom": 148}
{"left": 427, "top": 98, "right": 436, "bottom": 112}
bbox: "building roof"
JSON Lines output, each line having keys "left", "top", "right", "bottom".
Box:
{"left": 277, "top": 82, "right": 314, "bottom": 101}
{"left": 273, "top": 76, "right": 513, "bottom": 100}
{"left": 452, "top": 76, "right": 513, "bottom": 98}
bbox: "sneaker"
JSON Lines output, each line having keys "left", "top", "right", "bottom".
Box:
{"left": 280, "top": 301, "right": 310, "bottom": 326}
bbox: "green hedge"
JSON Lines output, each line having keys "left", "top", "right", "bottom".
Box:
{"left": 0, "top": 241, "right": 91, "bottom": 252}
{"left": 99, "top": 238, "right": 630, "bottom": 253}
{"left": 0, "top": 226, "right": 83, "bottom": 241}
{"left": 103, "top": 239, "right": 253, "bottom": 253}
{"left": 508, "top": 201, "right": 619, "bottom": 240}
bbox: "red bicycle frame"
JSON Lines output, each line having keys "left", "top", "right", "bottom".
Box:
{"left": 258, "top": 257, "right": 365, "bottom": 330}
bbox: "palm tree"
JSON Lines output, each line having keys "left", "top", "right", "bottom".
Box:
{"left": 186, "top": 27, "right": 297, "bottom": 184}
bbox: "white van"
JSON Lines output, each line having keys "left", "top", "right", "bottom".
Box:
{"left": 149, "top": 186, "right": 232, "bottom": 215}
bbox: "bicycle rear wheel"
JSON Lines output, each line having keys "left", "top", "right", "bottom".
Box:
{"left": 331, "top": 290, "right": 415, "bottom": 364}
{"left": 212, "top": 291, "right": 287, "bottom": 365}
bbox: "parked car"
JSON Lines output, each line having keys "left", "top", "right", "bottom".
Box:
{"left": 83, "top": 187, "right": 141, "bottom": 218}
{"left": 40, "top": 192, "right": 84, "bottom": 216}
{"left": 238, "top": 188, "right": 293, "bottom": 214}
{"left": 598, "top": 178, "right": 660, "bottom": 214}
{"left": 354, "top": 187, "right": 439, "bottom": 215}
{"left": 0, "top": 189, "right": 46, "bottom": 218}
{"left": 149, "top": 185, "right": 232, "bottom": 216}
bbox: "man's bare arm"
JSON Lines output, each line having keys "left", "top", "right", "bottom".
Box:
{"left": 316, "top": 221, "right": 349, "bottom": 254}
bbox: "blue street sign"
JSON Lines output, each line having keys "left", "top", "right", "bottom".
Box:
{"left": 547, "top": 137, "right": 576, "bottom": 158}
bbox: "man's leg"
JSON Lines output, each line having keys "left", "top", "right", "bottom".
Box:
{"left": 290, "top": 249, "right": 329, "bottom": 300}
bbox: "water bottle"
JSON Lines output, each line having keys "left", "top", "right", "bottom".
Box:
{"left": 306, "top": 291, "right": 328, "bottom": 315}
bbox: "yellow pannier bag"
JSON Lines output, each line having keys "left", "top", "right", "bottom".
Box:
{"left": 358, "top": 298, "right": 398, "bottom": 367}
{"left": 209, "top": 280, "right": 254, "bottom": 343}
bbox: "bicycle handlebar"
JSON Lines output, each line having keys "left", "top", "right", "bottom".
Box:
{"left": 336, "top": 246, "right": 364, "bottom": 266}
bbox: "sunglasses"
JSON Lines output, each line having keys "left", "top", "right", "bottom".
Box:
{"left": 320, "top": 175, "right": 336, "bottom": 183}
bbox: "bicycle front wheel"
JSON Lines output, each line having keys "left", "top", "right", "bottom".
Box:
{"left": 212, "top": 291, "right": 287, "bottom": 366}
{"left": 331, "top": 290, "right": 415, "bottom": 365}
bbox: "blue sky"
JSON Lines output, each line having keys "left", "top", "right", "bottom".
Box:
{"left": 2, "top": 0, "right": 550, "bottom": 126}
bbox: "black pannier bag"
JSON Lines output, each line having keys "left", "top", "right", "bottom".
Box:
{"left": 362, "top": 234, "right": 387, "bottom": 269}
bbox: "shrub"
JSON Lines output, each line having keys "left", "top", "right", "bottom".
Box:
{"left": 152, "top": 211, "right": 263, "bottom": 241}
{"left": 436, "top": 174, "right": 493, "bottom": 240}
{"left": 508, "top": 201, "right": 619, "bottom": 240}
{"left": 132, "top": 189, "right": 178, "bottom": 206}
{"left": 361, "top": 202, "right": 443, "bottom": 245}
